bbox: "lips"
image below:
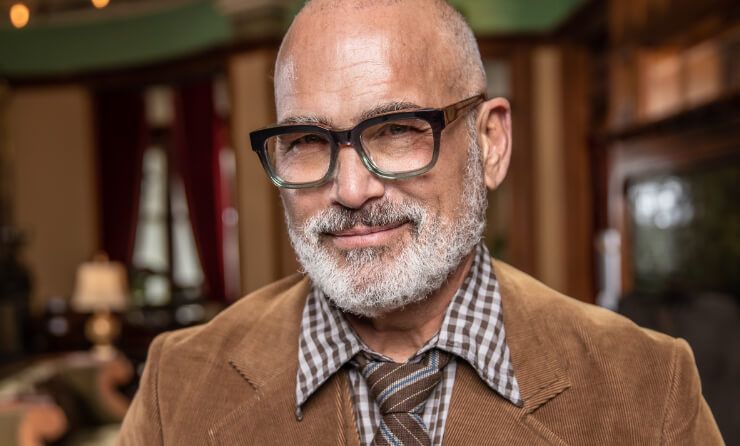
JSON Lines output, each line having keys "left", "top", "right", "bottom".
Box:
{"left": 326, "top": 221, "right": 409, "bottom": 249}
{"left": 330, "top": 222, "right": 405, "bottom": 237}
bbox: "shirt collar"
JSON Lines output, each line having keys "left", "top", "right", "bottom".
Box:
{"left": 435, "top": 243, "right": 521, "bottom": 404}
{"left": 295, "top": 242, "right": 521, "bottom": 415}
{"left": 295, "top": 285, "right": 364, "bottom": 415}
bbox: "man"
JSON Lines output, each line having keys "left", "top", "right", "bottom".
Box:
{"left": 119, "top": 0, "right": 723, "bottom": 444}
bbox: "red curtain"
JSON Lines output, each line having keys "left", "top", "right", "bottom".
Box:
{"left": 173, "top": 81, "right": 226, "bottom": 302}
{"left": 94, "top": 89, "right": 147, "bottom": 265}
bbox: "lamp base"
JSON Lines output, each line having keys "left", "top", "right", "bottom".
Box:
{"left": 84, "top": 310, "right": 121, "bottom": 360}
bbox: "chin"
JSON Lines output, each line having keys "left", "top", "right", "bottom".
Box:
{"left": 316, "top": 255, "right": 446, "bottom": 317}
{"left": 327, "top": 286, "right": 430, "bottom": 319}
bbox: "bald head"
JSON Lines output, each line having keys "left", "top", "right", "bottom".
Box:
{"left": 275, "top": 0, "right": 486, "bottom": 115}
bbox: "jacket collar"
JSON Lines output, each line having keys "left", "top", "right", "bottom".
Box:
{"left": 226, "top": 276, "right": 309, "bottom": 395}
{"left": 443, "top": 261, "right": 572, "bottom": 445}
{"left": 209, "top": 276, "right": 362, "bottom": 445}
{"left": 494, "top": 261, "right": 572, "bottom": 413}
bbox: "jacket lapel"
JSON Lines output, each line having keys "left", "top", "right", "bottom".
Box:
{"left": 444, "top": 363, "right": 568, "bottom": 445}
{"left": 495, "top": 261, "right": 571, "bottom": 414}
{"left": 207, "top": 277, "right": 360, "bottom": 446}
{"left": 444, "top": 261, "right": 571, "bottom": 445}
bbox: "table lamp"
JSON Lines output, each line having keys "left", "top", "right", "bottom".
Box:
{"left": 72, "top": 254, "right": 128, "bottom": 358}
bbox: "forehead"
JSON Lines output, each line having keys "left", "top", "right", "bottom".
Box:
{"left": 274, "top": 8, "right": 452, "bottom": 127}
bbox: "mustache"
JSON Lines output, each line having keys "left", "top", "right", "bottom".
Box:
{"left": 303, "top": 199, "right": 427, "bottom": 237}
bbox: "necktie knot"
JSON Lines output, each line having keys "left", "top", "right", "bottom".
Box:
{"left": 355, "top": 349, "right": 450, "bottom": 446}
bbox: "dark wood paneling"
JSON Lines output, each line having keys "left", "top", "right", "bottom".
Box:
{"left": 562, "top": 45, "right": 596, "bottom": 302}
{"left": 477, "top": 40, "right": 538, "bottom": 275}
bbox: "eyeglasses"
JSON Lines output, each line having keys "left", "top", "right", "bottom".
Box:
{"left": 249, "top": 94, "right": 485, "bottom": 189}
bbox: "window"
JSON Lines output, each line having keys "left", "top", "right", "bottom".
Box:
{"left": 131, "top": 86, "right": 205, "bottom": 307}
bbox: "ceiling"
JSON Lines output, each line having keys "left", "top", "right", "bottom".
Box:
{"left": 0, "top": 0, "right": 586, "bottom": 79}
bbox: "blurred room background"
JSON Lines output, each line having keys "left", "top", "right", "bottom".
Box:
{"left": 0, "top": 0, "right": 738, "bottom": 444}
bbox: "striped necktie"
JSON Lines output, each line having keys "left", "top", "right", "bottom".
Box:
{"left": 355, "top": 349, "right": 450, "bottom": 446}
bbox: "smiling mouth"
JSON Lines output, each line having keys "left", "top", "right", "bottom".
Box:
{"left": 326, "top": 222, "right": 409, "bottom": 249}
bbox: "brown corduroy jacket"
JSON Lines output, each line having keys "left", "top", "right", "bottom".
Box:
{"left": 118, "top": 261, "right": 723, "bottom": 445}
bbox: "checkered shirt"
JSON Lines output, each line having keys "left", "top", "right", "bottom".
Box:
{"left": 295, "top": 242, "right": 522, "bottom": 445}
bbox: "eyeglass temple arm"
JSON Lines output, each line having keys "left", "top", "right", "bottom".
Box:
{"left": 442, "top": 93, "right": 486, "bottom": 125}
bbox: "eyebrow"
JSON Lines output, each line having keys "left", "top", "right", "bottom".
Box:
{"left": 356, "top": 101, "right": 422, "bottom": 121}
{"left": 278, "top": 114, "right": 334, "bottom": 126}
{"left": 277, "top": 101, "right": 423, "bottom": 129}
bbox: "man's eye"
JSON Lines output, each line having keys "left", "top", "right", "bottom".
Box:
{"left": 386, "top": 124, "right": 411, "bottom": 135}
{"left": 289, "top": 134, "right": 325, "bottom": 149}
{"left": 303, "top": 135, "right": 324, "bottom": 144}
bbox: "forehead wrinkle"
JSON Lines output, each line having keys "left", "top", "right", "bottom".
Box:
{"left": 334, "top": 58, "right": 387, "bottom": 73}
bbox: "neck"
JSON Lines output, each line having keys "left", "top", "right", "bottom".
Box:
{"left": 345, "top": 252, "right": 474, "bottom": 362}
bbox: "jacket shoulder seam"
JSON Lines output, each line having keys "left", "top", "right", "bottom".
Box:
{"left": 658, "top": 337, "right": 680, "bottom": 444}
{"left": 153, "top": 331, "right": 171, "bottom": 445}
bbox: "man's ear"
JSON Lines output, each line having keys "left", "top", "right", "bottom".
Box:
{"left": 476, "top": 97, "right": 512, "bottom": 190}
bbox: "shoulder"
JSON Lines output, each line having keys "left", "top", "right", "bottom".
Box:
{"left": 148, "top": 273, "right": 309, "bottom": 365}
{"left": 120, "top": 274, "right": 311, "bottom": 444}
{"left": 494, "top": 260, "right": 677, "bottom": 370}
{"left": 493, "top": 261, "right": 722, "bottom": 442}
{"left": 494, "top": 261, "right": 710, "bottom": 436}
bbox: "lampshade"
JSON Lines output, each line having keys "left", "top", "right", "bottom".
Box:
{"left": 72, "top": 260, "right": 128, "bottom": 312}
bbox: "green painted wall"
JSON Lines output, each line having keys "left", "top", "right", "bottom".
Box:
{"left": 451, "top": 0, "right": 585, "bottom": 34}
{"left": 286, "top": 0, "right": 585, "bottom": 33}
{"left": 0, "top": 1, "right": 231, "bottom": 77}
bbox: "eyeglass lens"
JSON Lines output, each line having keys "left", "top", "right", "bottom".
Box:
{"left": 264, "top": 117, "right": 435, "bottom": 184}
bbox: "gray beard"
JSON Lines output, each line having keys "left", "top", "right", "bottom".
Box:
{"left": 286, "top": 117, "right": 487, "bottom": 317}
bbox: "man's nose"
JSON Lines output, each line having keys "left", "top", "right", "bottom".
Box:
{"left": 329, "top": 144, "right": 385, "bottom": 209}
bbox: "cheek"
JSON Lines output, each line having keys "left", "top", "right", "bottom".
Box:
{"left": 440, "top": 125, "right": 472, "bottom": 170}
{"left": 280, "top": 189, "right": 328, "bottom": 227}
{"left": 412, "top": 132, "right": 470, "bottom": 198}
{"left": 422, "top": 136, "right": 471, "bottom": 218}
